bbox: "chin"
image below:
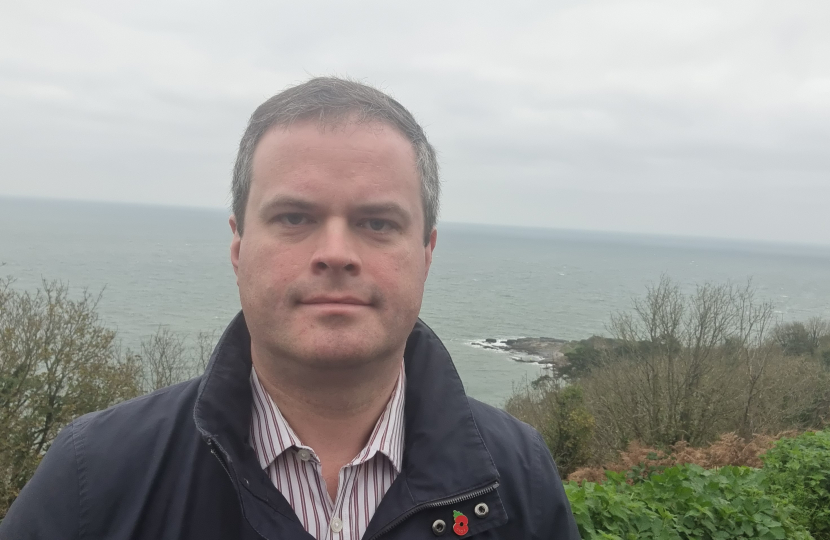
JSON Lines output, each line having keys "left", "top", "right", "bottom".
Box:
{"left": 294, "top": 345, "right": 390, "bottom": 370}
{"left": 286, "top": 327, "right": 399, "bottom": 369}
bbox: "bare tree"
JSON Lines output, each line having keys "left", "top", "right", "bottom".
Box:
{"left": 597, "top": 276, "right": 742, "bottom": 446}
{"left": 137, "top": 327, "right": 219, "bottom": 392}
{"left": 806, "top": 317, "right": 830, "bottom": 352}
{"left": 139, "top": 327, "right": 187, "bottom": 392}
{"left": 732, "top": 282, "right": 777, "bottom": 438}
{"left": 519, "top": 277, "right": 829, "bottom": 465}
{"left": 194, "top": 330, "right": 218, "bottom": 374}
{"left": 583, "top": 276, "right": 794, "bottom": 451}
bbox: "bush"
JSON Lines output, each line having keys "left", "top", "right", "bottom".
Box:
{"left": 775, "top": 318, "right": 829, "bottom": 358}
{"left": 0, "top": 278, "right": 142, "bottom": 518}
{"left": 569, "top": 432, "right": 783, "bottom": 484}
{"left": 567, "top": 464, "right": 812, "bottom": 540}
{"left": 578, "top": 277, "right": 829, "bottom": 458}
{"left": 562, "top": 339, "right": 610, "bottom": 379}
{"left": 505, "top": 377, "right": 595, "bottom": 477}
{"left": 0, "top": 278, "right": 218, "bottom": 519}
{"left": 565, "top": 478, "right": 678, "bottom": 540}
{"left": 762, "top": 431, "right": 830, "bottom": 540}
{"left": 776, "top": 322, "right": 818, "bottom": 357}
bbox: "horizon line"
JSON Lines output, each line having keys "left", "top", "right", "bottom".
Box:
{"left": 2, "top": 194, "right": 829, "bottom": 251}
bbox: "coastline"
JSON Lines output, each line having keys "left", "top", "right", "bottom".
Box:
{"left": 470, "top": 336, "right": 574, "bottom": 368}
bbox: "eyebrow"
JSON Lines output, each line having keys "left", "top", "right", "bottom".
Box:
{"left": 258, "top": 197, "right": 319, "bottom": 219}
{"left": 354, "top": 203, "right": 411, "bottom": 219}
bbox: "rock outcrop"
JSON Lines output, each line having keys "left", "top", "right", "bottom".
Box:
{"left": 471, "top": 336, "right": 573, "bottom": 366}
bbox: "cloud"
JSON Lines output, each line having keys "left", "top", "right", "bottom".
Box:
{"left": 1, "top": 0, "right": 828, "bottom": 244}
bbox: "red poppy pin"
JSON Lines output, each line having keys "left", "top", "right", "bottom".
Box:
{"left": 452, "top": 510, "right": 469, "bottom": 536}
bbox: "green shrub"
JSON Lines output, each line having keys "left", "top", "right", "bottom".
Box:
{"left": 567, "top": 464, "right": 812, "bottom": 540}
{"left": 505, "top": 378, "right": 594, "bottom": 477}
{"left": 562, "top": 341, "right": 608, "bottom": 379}
{"left": 565, "top": 479, "right": 680, "bottom": 540}
{"left": 762, "top": 431, "right": 830, "bottom": 540}
{"left": 0, "top": 279, "right": 142, "bottom": 518}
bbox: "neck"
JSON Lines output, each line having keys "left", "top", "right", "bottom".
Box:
{"left": 251, "top": 344, "right": 402, "bottom": 484}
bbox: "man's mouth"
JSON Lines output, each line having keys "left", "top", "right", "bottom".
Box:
{"left": 300, "top": 296, "right": 371, "bottom": 306}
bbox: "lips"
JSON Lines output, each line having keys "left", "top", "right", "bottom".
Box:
{"left": 300, "top": 296, "right": 371, "bottom": 306}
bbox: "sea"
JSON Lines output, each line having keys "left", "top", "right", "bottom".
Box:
{"left": 2, "top": 197, "right": 829, "bottom": 406}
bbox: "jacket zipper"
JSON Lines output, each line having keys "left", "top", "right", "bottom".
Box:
{"left": 367, "top": 481, "right": 500, "bottom": 540}
{"left": 207, "top": 439, "right": 234, "bottom": 481}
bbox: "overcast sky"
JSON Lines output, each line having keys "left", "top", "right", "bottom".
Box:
{"left": 2, "top": 1, "right": 829, "bottom": 245}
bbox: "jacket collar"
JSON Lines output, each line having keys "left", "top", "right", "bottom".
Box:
{"left": 401, "top": 319, "right": 500, "bottom": 497}
{"left": 193, "top": 312, "right": 501, "bottom": 532}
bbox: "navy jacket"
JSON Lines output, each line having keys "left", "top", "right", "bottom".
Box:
{"left": 2, "top": 314, "right": 580, "bottom": 539}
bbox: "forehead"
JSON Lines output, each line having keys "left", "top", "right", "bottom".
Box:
{"left": 249, "top": 118, "right": 421, "bottom": 202}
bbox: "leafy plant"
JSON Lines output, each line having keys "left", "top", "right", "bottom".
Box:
{"left": 566, "top": 478, "right": 680, "bottom": 540}
{"left": 762, "top": 431, "right": 830, "bottom": 539}
{"left": 567, "top": 464, "right": 813, "bottom": 540}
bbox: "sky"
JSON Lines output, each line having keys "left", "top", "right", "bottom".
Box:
{"left": 1, "top": 1, "right": 829, "bottom": 245}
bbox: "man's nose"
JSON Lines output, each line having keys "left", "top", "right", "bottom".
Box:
{"left": 310, "top": 219, "right": 361, "bottom": 275}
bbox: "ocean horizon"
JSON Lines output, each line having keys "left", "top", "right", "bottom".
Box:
{"left": 2, "top": 196, "right": 829, "bottom": 406}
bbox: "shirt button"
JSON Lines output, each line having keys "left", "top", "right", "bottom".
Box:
{"left": 330, "top": 517, "right": 343, "bottom": 533}
{"left": 297, "top": 449, "right": 311, "bottom": 461}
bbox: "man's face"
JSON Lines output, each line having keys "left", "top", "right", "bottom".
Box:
{"left": 230, "top": 119, "right": 437, "bottom": 370}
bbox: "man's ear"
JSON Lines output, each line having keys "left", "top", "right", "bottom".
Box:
{"left": 230, "top": 215, "right": 241, "bottom": 278}
{"left": 424, "top": 228, "right": 437, "bottom": 281}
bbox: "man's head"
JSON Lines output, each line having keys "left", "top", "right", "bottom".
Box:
{"left": 229, "top": 77, "right": 440, "bottom": 372}
{"left": 231, "top": 77, "right": 440, "bottom": 245}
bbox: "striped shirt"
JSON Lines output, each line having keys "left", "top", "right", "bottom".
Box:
{"left": 250, "top": 365, "right": 405, "bottom": 540}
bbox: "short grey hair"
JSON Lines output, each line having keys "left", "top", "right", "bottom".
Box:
{"left": 231, "top": 77, "right": 440, "bottom": 244}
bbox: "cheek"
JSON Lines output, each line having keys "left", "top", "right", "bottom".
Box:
{"left": 374, "top": 249, "right": 426, "bottom": 301}
{"left": 238, "top": 240, "right": 304, "bottom": 294}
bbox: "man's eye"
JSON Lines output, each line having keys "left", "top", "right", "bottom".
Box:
{"left": 278, "top": 214, "right": 309, "bottom": 226}
{"left": 364, "top": 219, "right": 393, "bottom": 232}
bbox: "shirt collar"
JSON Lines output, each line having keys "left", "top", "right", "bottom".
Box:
{"left": 249, "top": 362, "right": 406, "bottom": 474}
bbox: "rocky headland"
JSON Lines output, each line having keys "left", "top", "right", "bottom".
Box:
{"left": 471, "top": 336, "right": 575, "bottom": 367}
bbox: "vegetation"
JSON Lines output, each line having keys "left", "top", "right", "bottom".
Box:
{"left": 505, "top": 377, "right": 595, "bottom": 477}
{"left": 510, "top": 277, "right": 829, "bottom": 466}
{"left": 0, "top": 278, "right": 214, "bottom": 519}
{"left": 2, "top": 272, "right": 829, "bottom": 536}
{"left": 568, "top": 431, "right": 782, "bottom": 484}
{"left": 507, "top": 275, "right": 830, "bottom": 539}
{"left": 762, "top": 431, "right": 830, "bottom": 540}
{"left": 564, "top": 431, "right": 830, "bottom": 540}
{"left": 774, "top": 319, "right": 830, "bottom": 358}
{"left": 567, "top": 463, "right": 813, "bottom": 540}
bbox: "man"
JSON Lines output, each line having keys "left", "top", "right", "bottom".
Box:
{"left": 1, "top": 77, "right": 580, "bottom": 539}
